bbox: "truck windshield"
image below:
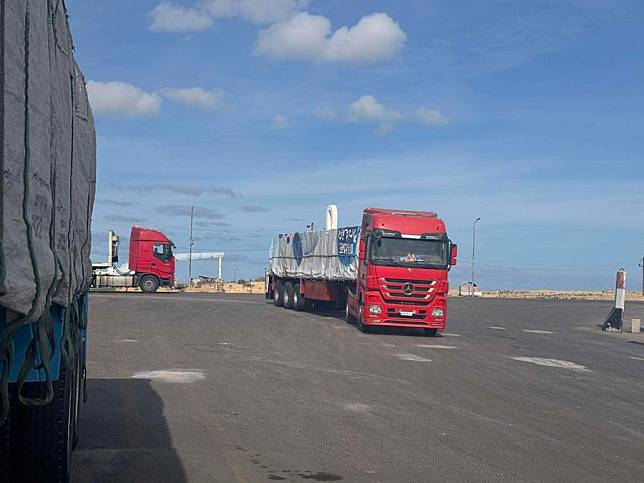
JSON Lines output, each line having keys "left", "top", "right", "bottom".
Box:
{"left": 369, "top": 236, "right": 448, "bottom": 269}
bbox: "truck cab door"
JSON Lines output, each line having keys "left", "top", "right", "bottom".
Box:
{"left": 152, "top": 243, "right": 174, "bottom": 279}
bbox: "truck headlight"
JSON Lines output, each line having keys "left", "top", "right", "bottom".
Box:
{"left": 369, "top": 304, "right": 383, "bottom": 315}
{"left": 431, "top": 308, "right": 444, "bottom": 318}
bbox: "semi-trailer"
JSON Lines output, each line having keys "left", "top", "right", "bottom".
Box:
{"left": 91, "top": 227, "right": 176, "bottom": 293}
{"left": 1, "top": 1, "right": 95, "bottom": 481}
{"left": 267, "top": 206, "right": 457, "bottom": 335}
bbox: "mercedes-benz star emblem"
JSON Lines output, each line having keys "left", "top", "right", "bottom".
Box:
{"left": 403, "top": 283, "right": 414, "bottom": 295}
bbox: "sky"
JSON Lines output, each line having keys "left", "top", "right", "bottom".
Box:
{"left": 68, "top": 0, "right": 644, "bottom": 289}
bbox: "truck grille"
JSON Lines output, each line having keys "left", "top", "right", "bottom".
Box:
{"left": 381, "top": 278, "right": 436, "bottom": 305}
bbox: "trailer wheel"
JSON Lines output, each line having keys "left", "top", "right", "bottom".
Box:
{"left": 139, "top": 275, "right": 159, "bottom": 293}
{"left": 71, "top": 340, "right": 82, "bottom": 449}
{"left": 0, "top": 388, "right": 19, "bottom": 481}
{"left": 273, "top": 280, "right": 284, "bottom": 306}
{"left": 424, "top": 328, "right": 438, "bottom": 337}
{"left": 293, "top": 283, "right": 306, "bottom": 311}
{"left": 21, "top": 368, "right": 74, "bottom": 483}
{"left": 344, "top": 300, "right": 355, "bottom": 323}
{"left": 283, "top": 282, "right": 295, "bottom": 309}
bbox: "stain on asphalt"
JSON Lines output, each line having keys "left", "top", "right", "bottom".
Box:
{"left": 268, "top": 475, "right": 286, "bottom": 480}
{"left": 297, "top": 472, "right": 343, "bottom": 481}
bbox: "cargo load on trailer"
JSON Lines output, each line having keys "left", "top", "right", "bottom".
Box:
{"left": 269, "top": 227, "right": 360, "bottom": 281}
{"left": 1, "top": 1, "right": 95, "bottom": 480}
{"left": 266, "top": 206, "right": 457, "bottom": 335}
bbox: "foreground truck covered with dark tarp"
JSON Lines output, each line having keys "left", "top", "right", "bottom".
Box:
{"left": 0, "top": 1, "right": 96, "bottom": 481}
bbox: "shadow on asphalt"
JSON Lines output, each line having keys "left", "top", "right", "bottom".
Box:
{"left": 72, "top": 379, "right": 187, "bottom": 483}
{"left": 270, "top": 300, "right": 437, "bottom": 338}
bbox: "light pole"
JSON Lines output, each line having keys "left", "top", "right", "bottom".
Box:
{"left": 639, "top": 257, "right": 644, "bottom": 296}
{"left": 188, "top": 206, "right": 194, "bottom": 288}
{"left": 471, "top": 217, "right": 481, "bottom": 297}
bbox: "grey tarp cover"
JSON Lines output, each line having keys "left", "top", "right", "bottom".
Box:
{"left": 0, "top": 0, "right": 96, "bottom": 318}
{"left": 269, "top": 227, "right": 360, "bottom": 281}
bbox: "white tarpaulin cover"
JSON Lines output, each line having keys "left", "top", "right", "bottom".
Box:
{"left": 269, "top": 227, "right": 360, "bottom": 281}
{"left": 0, "top": 0, "right": 96, "bottom": 318}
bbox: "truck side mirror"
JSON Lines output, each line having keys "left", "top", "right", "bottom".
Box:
{"left": 450, "top": 243, "right": 458, "bottom": 266}
{"left": 358, "top": 240, "right": 366, "bottom": 260}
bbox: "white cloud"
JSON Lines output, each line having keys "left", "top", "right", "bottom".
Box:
{"left": 149, "top": 3, "right": 213, "bottom": 32}
{"left": 314, "top": 106, "right": 337, "bottom": 120}
{"left": 256, "top": 12, "right": 406, "bottom": 63}
{"left": 272, "top": 113, "right": 289, "bottom": 129}
{"left": 348, "top": 95, "right": 402, "bottom": 123}
{"left": 203, "top": 0, "right": 307, "bottom": 24}
{"left": 150, "top": 0, "right": 306, "bottom": 32}
{"left": 317, "top": 96, "right": 448, "bottom": 133}
{"left": 161, "top": 87, "right": 225, "bottom": 110}
{"left": 87, "top": 81, "right": 162, "bottom": 117}
{"left": 416, "top": 107, "right": 449, "bottom": 125}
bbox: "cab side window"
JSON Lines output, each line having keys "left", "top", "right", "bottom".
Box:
{"left": 153, "top": 243, "right": 168, "bottom": 262}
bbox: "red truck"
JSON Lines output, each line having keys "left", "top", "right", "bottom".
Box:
{"left": 267, "top": 207, "right": 457, "bottom": 335}
{"left": 92, "top": 226, "right": 176, "bottom": 293}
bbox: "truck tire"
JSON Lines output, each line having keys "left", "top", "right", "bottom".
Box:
{"left": 292, "top": 283, "right": 306, "bottom": 311}
{"left": 21, "top": 368, "right": 74, "bottom": 483}
{"left": 139, "top": 275, "right": 160, "bottom": 293}
{"left": 424, "top": 328, "right": 438, "bottom": 337}
{"left": 273, "top": 280, "right": 284, "bottom": 306}
{"left": 356, "top": 305, "right": 370, "bottom": 333}
{"left": 283, "top": 282, "right": 295, "bottom": 309}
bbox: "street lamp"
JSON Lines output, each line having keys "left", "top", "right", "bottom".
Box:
{"left": 471, "top": 217, "right": 481, "bottom": 297}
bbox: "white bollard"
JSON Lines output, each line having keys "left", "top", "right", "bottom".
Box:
{"left": 631, "top": 319, "right": 641, "bottom": 334}
{"left": 603, "top": 269, "right": 626, "bottom": 331}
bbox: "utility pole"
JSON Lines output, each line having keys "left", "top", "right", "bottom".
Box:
{"left": 188, "top": 206, "right": 194, "bottom": 287}
{"left": 471, "top": 217, "right": 481, "bottom": 297}
{"left": 639, "top": 257, "right": 644, "bottom": 295}
{"left": 233, "top": 265, "right": 238, "bottom": 283}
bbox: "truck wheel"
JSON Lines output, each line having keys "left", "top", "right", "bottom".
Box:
{"left": 356, "top": 305, "right": 370, "bottom": 333}
{"left": 273, "top": 280, "right": 284, "bottom": 306}
{"left": 21, "top": 368, "right": 74, "bottom": 483}
{"left": 139, "top": 275, "right": 159, "bottom": 293}
{"left": 293, "top": 283, "right": 306, "bottom": 311}
{"left": 283, "top": 282, "right": 295, "bottom": 309}
{"left": 424, "top": 328, "right": 438, "bottom": 337}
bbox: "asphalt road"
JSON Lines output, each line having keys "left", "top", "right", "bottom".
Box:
{"left": 72, "top": 293, "right": 644, "bottom": 482}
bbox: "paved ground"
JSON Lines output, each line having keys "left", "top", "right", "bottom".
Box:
{"left": 72, "top": 293, "right": 644, "bottom": 482}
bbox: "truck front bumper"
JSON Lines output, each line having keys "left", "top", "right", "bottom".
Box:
{"left": 361, "top": 292, "right": 447, "bottom": 329}
{"left": 160, "top": 277, "right": 174, "bottom": 288}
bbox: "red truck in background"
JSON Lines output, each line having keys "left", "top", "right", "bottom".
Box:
{"left": 92, "top": 226, "right": 175, "bottom": 293}
{"left": 267, "top": 207, "right": 457, "bottom": 336}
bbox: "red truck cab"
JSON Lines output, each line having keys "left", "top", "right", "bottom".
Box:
{"left": 129, "top": 226, "right": 176, "bottom": 292}
{"left": 346, "top": 208, "right": 457, "bottom": 335}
